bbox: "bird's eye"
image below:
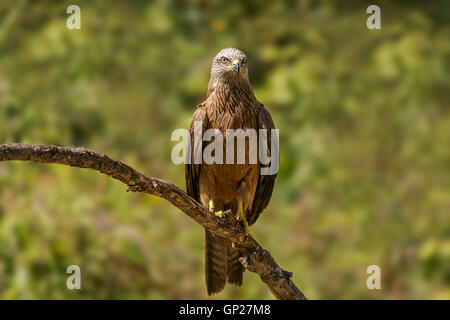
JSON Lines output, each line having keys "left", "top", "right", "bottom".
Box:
{"left": 221, "top": 57, "right": 228, "bottom": 64}
{"left": 241, "top": 58, "right": 247, "bottom": 66}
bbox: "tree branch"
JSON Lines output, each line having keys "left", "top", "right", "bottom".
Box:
{"left": 0, "top": 143, "right": 306, "bottom": 300}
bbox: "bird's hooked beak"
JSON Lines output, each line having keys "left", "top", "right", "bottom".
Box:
{"left": 231, "top": 59, "right": 240, "bottom": 75}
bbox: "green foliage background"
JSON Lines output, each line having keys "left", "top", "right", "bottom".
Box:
{"left": 0, "top": 0, "right": 449, "bottom": 299}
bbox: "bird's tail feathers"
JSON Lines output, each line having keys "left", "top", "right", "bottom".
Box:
{"left": 227, "top": 243, "right": 244, "bottom": 286}
{"left": 205, "top": 229, "right": 228, "bottom": 295}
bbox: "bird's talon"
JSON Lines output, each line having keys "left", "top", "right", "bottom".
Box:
{"left": 214, "top": 210, "right": 224, "bottom": 218}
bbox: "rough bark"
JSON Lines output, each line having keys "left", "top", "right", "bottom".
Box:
{"left": 0, "top": 143, "right": 306, "bottom": 300}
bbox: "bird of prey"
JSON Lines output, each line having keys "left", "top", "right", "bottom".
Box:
{"left": 185, "top": 48, "right": 277, "bottom": 295}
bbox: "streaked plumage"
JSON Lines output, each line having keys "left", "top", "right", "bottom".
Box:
{"left": 185, "top": 48, "right": 277, "bottom": 295}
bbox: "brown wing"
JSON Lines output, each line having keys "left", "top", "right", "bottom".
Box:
{"left": 185, "top": 103, "right": 208, "bottom": 202}
{"left": 247, "top": 105, "right": 277, "bottom": 226}
{"left": 185, "top": 104, "right": 230, "bottom": 295}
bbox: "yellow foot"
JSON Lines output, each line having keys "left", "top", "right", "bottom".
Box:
{"left": 235, "top": 200, "right": 249, "bottom": 236}
{"left": 209, "top": 200, "right": 224, "bottom": 218}
{"left": 215, "top": 210, "right": 224, "bottom": 218}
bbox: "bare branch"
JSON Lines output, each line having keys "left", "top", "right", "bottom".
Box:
{"left": 0, "top": 143, "right": 306, "bottom": 300}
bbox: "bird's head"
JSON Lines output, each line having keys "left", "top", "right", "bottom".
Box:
{"left": 210, "top": 48, "right": 249, "bottom": 84}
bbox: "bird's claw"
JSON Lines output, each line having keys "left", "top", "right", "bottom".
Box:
{"left": 214, "top": 210, "right": 225, "bottom": 219}
{"left": 209, "top": 200, "right": 226, "bottom": 219}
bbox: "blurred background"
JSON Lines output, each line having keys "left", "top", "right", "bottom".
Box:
{"left": 0, "top": 0, "right": 449, "bottom": 299}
